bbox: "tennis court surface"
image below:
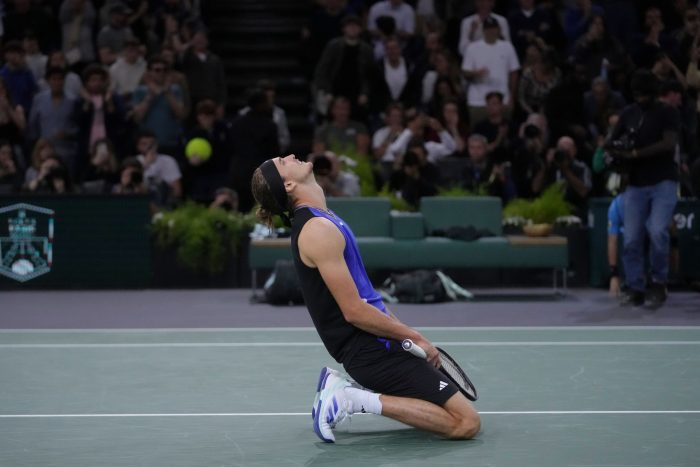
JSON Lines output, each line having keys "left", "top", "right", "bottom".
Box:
{"left": 2, "top": 324, "right": 699, "bottom": 467}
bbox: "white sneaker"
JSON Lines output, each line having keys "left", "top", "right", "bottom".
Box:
{"left": 311, "top": 367, "right": 343, "bottom": 420}
{"left": 312, "top": 371, "right": 351, "bottom": 443}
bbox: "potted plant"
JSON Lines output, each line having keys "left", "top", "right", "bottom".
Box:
{"left": 151, "top": 203, "right": 257, "bottom": 286}
{"left": 502, "top": 184, "right": 574, "bottom": 236}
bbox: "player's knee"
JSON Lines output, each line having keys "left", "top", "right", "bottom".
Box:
{"left": 447, "top": 412, "right": 480, "bottom": 440}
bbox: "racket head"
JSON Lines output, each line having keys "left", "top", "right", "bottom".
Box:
{"left": 436, "top": 347, "right": 478, "bottom": 401}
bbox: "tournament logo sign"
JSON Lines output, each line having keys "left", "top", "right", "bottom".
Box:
{"left": 0, "top": 203, "right": 55, "bottom": 282}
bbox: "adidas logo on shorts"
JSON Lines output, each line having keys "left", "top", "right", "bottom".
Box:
{"left": 439, "top": 381, "right": 448, "bottom": 391}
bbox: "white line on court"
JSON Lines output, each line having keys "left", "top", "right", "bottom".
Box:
{"left": 1, "top": 411, "right": 699, "bottom": 418}
{"left": 1, "top": 341, "right": 699, "bottom": 349}
{"left": 1, "top": 326, "right": 699, "bottom": 332}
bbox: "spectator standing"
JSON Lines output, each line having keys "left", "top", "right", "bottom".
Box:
{"left": 23, "top": 35, "right": 47, "bottom": 84}
{"left": 420, "top": 49, "right": 463, "bottom": 107}
{"left": 239, "top": 79, "right": 290, "bottom": 153}
{"left": 59, "top": 0, "right": 97, "bottom": 66}
{"left": 180, "top": 30, "right": 227, "bottom": 116}
{"left": 461, "top": 17, "right": 520, "bottom": 124}
{"left": 132, "top": 56, "right": 186, "bottom": 156}
{"left": 3, "top": 0, "right": 58, "bottom": 52}
{"left": 109, "top": 39, "right": 146, "bottom": 103}
{"left": 563, "top": 0, "right": 605, "bottom": 48}
{"left": 571, "top": 14, "right": 630, "bottom": 84}
{"left": 38, "top": 51, "right": 83, "bottom": 100}
{"left": 313, "top": 96, "right": 370, "bottom": 155}
{"left": 229, "top": 89, "right": 279, "bottom": 213}
{"left": 160, "top": 45, "right": 191, "bottom": 117}
{"left": 440, "top": 99, "right": 469, "bottom": 157}
{"left": 508, "top": 0, "right": 563, "bottom": 59}
{"left": 367, "top": 0, "right": 416, "bottom": 58}
{"left": 28, "top": 67, "right": 78, "bottom": 174}
{"left": 583, "top": 77, "right": 626, "bottom": 140}
{"left": 517, "top": 45, "right": 561, "bottom": 115}
{"left": 74, "top": 64, "right": 127, "bottom": 165}
{"left": 0, "top": 41, "right": 38, "bottom": 114}
{"left": 313, "top": 15, "right": 374, "bottom": 118}
{"left": 372, "top": 36, "right": 420, "bottom": 112}
{"left": 300, "top": 0, "right": 350, "bottom": 77}
{"left": 0, "top": 76, "right": 27, "bottom": 145}
{"left": 458, "top": 0, "right": 510, "bottom": 58}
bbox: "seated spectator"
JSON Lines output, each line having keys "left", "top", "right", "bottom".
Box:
{"left": 23, "top": 35, "right": 47, "bottom": 84}
{"left": 81, "top": 138, "right": 120, "bottom": 192}
{"left": 312, "top": 15, "right": 374, "bottom": 118}
{"left": 540, "top": 136, "right": 592, "bottom": 219}
{"left": 28, "top": 67, "right": 78, "bottom": 174}
{"left": 0, "top": 41, "right": 38, "bottom": 114}
{"left": 97, "top": 3, "right": 135, "bottom": 54}
{"left": 313, "top": 96, "right": 370, "bottom": 155}
{"left": 462, "top": 133, "right": 516, "bottom": 201}
{"left": 508, "top": 0, "right": 564, "bottom": 59}
{"left": 182, "top": 100, "right": 233, "bottom": 203}
{"left": 109, "top": 39, "right": 146, "bottom": 103}
{"left": 461, "top": 17, "right": 520, "bottom": 124}
{"left": 0, "top": 140, "right": 22, "bottom": 193}
{"left": 38, "top": 51, "right": 83, "bottom": 100}
{"left": 74, "top": 64, "right": 127, "bottom": 164}
{"left": 98, "top": 45, "right": 118, "bottom": 69}
{"left": 311, "top": 151, "right": 361, "bottom": 197}
{"left": 383, "top": 112, "right": 456, "bottom": 163}
{"left": 517, "top": 45, "right": 561, "bottom": 115}
{"left": 180, "top": 30, "right": 227, "bottom": 116}
{"left": 113, "top": 156, "right": 149, "bottom": 196}
{"left": 473, "top": 91, "right": 513, "bottom": 154}
{"left": 25, "top": 155, "right": 75, "bottom": 194}
{"left": 0, "top": 76, "right": 27, "bottom": 145}
{"left": 571, "top": 14, "right": 630, "bottom": 84}
{"left": 458, "top": 0, "right": 510, "bottom": 58}
{"left": 372, "top": 103, "right": 405, "bottom": 161}
{"left": 511, "top": 114, "right": 549, "bottom": 198}
{"left": 23, "top": 139, "right": 55, "bottom": 187}
{"left": 134, "top": 129, "right": 183, "bottom": 201}
{"left": 425, "top": 75, "right": 463, "bottom": 118}
{"left": 372, "top": 36, "right": 420, "bottom": 112}
{"left": 583, "top": 77, "right": 626, "bottom": 140}
{"left": 209, "top": 187, "right": 239, "bottom": 212}
{"left": 420, "top": 49, "right": 462, "bottom": 107}
{"left": 563, "top": 0, "right": 605, "bottom": 48}
{"left": 391, "top": 148, "right": 439, "bottom": 208}
{"left": 439, "top": 99, "right": 468, "bottom": 157}
{"left": 651, "top": 52, "right": 687, "bottom": 88}
{"left": 59, "top": 0, "right": 97, "bottom": 66}
{"left": 239, "top": 79, "right": 290, "bottom": 153}
{"left": 132, "top": 55, "right": 186, "bottom": 156}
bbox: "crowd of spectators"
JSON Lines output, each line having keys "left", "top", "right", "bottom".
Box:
{"left": 1, "top": 0, "right": 699, "bottom": 220}
{"left": 303, "top": 0, "right": 700, "bottom": 214}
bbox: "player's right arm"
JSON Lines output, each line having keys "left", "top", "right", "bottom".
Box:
{"left": 298, "top": 217, "right": 439, "bottom": 365}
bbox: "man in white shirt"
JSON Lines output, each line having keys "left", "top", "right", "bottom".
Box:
{"left": 367, "top": 0, "right": 415, "bottom": 59}
{"left": 135, "top": 130, "right": 182, "bottom": 200}
{"left": 462, "top": 16, "right": 520, "bottom": 125}
{"left": 458, "top": 0, "right": 510, "bottom": 58}
{"left": 109, "top": 39, "right": 146, "bottom": 102}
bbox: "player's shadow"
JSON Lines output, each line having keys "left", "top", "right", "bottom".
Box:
{"left": 305, "top": 427, "right": 483, "bottom": 466}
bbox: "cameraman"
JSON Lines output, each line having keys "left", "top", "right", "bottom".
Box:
{"left": 541, "top": 136, "right": 592, "bottom": 219}
{"left": 607, "top": 69, "right": 680, "bottom": 307}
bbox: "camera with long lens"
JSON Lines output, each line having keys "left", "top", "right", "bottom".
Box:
{"left": 553, "top": 149, "right": 569, "bottom": 164}
{"left": 604, "top": 128, "right": 637, "bottom": 170}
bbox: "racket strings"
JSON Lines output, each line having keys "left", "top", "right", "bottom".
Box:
{"left": 440, "top": 357, "right": 468, "bottom": 387}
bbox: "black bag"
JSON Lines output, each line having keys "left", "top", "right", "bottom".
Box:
{"left": 264, "top": 260, "right": 305, "bottom": 305}
{"left": 381, "top": 270, "right": 448, "bottom": 303}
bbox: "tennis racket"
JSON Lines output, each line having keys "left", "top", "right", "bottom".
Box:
{"left": 402, "top": 339, "right": 478, "bottom": 401}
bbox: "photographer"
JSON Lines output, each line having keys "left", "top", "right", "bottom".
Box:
{"left": 541, "top": 136, "right": 592, "bottom": 219}
{"left": 607, "top": 69, "right": 680, "bottom": 307}
{"left": 113, "top": 157, "right": 147, "bottom": 195}
{"left": 311, "top": 151, "right": 360, "bottom": 197}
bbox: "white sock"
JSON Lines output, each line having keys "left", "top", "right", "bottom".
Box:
{"left": 344, "top": 387, "right": 382, "bottom": 415}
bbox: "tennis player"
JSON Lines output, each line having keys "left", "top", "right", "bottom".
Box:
{"left": 251, "top": 155, "right": 480, "bottom": 443}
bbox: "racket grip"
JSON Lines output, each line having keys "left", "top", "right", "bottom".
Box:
{"left": 402, "top": 339, "right": 427, "bottom": 360}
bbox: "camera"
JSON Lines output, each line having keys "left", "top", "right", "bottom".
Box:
{"left": 607, "top": 128, "right": 637, "bottom": 153}
{"left": 523, "top": 124, "right": 541, "bottom": 139}
{"left": 554, "top": 149, "right": 569, "bottom": 164}
{"left": 128, "top": 169, "right": 143, "bottom": 187}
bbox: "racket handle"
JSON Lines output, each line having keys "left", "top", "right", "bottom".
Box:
{"left": 402, "top": 339, "right": 427, "bottom": 360}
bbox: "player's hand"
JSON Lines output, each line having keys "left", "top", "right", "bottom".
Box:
{"left": 415, "top": 336, "right": 440, "bottom": 368}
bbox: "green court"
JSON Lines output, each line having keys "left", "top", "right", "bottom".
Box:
{"left": 1, "top": 327, "right": 699, "bottom": 466}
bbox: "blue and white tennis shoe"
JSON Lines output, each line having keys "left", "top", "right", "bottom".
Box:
{"left": 312, "top": 367, "right": 351, "bottom": 443}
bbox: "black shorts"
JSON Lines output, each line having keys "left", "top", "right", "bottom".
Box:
{"left": 342, "top": 333, "right": 458, "bottom": 406}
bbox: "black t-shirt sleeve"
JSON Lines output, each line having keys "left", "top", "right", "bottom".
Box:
{"left": 659, "top": 104, "right": 681, "bottom": 134}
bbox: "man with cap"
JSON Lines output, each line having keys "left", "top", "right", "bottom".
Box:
{"left": 250, "top": 155, "right": 480, "bottom": 443}
{"left": 461, "top": 16, "right": 520, "bottom": 125}
{"left": 97, "top": 3, "right": 135, "bottom": 54}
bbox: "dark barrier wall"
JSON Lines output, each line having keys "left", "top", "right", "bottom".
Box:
{"left": 0, "top": 195, "right": 151, "bottom": 289}
{"left": 589, "top": 198, "right": 700, "bottom": 287}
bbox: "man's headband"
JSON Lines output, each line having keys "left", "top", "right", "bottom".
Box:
{"left": 260, "top": 159, "right": 291, "bottom": 226}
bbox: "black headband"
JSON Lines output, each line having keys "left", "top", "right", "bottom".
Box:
{"left": 260, "top": 159, "right": 292, "bottom": 227}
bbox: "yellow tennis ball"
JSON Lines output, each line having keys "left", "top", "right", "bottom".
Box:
{"left": 185, "top": 137, "right": 213, "bottom": 161}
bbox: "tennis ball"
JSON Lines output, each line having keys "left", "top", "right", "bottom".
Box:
{"left": 185, "top": 137, "right": 212, "bottom": 162}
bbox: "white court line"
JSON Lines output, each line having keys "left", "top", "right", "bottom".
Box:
{"left": 1, "top": 411, "right": 699, "bottom": 419}
{"left": 1, "top": 341, "right": 699, "bottom": 349}
{"left": 1, "top": 326, "right": 700, "bottom": 333}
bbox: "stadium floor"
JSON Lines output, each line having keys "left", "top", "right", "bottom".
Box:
{"left": 1, "top": 288, "right": 699, "bottom": 466}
